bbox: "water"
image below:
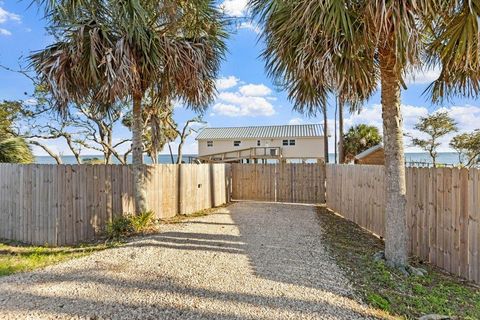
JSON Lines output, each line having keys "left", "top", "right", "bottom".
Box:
{"left": 328, "top": 152, "right": 460, "bottom": 165}
{"left": 35, "top": 152, "right": 462, "bottom": 165}
{"left": 35, "top": 154, "right": 196, "bottom": 164}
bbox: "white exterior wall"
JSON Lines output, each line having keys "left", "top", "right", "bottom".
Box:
{"left": 198, "top": 137, "right": 324, "bottom": 159}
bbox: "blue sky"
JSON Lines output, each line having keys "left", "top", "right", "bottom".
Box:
{"left": 1, "top": 0, "right": 480, "bottom": 156}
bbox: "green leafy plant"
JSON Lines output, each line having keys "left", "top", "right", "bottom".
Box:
{"left": 130, "top": 211, "right": 155, "bottom": 233}
{"left": 105, "top": 211, "right": 156, "bottom": 239}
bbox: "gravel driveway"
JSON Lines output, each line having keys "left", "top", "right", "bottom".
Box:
{"left": 0, "top": 202, "right": 383, "bottom": 319}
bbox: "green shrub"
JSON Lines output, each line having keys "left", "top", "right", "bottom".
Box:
{"left": 105, "top": 211, "right": 156, "bottom": 239}
{"left": 130, "top": 211, "right": 155, "bottom": 233}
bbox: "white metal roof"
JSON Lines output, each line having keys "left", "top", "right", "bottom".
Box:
{"left": 354, "top": 144, "right": 384, "bottom": 160}
{"left": 196, "top": 124, "right": 325, "bottom": 140}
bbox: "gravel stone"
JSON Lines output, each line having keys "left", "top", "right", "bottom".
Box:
{"left": 0, "top": 202, "right": 384, "bottom": 319}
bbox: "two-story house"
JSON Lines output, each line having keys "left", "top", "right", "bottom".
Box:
{"left": 195, "top": 124, "right": 325, "bottom": 163}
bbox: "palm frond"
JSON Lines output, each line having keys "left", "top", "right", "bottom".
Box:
{"left": 0, "top": 137, "right": 34, "bottom": 164}
{"left": 31, "top": 0, "right": 228, "bottom": 114}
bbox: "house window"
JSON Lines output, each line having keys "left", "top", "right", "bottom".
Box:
{"left": 257, "top": 140, "right": 261, "bottom": 146}
{"left": 207, "top": 141, "right": 213, "bottom": 147}
{"left": 233, "top": 140, "right": 241, "bottom": 147}
{"left": 282, "top": 140, "right": 289, "bottom": 146}
{"left": 289, "top": 139, "right": 296, "bottom": 146}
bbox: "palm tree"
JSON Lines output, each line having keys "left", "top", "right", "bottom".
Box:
{"left": 31, "top": 0, "right": 227, "bottom": 213}
{"left": 251, "top": 1, "right": 480, "bottom": 268}
{"left": 0, "top": 135, "right": 34, "bottom": 164}
{"left": 343, "top": 124, "right": 383, "bottom": 163}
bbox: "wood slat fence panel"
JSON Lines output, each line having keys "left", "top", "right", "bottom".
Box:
{"left": 326, "top": 164, "right": 480, "bottom": 284}
{"left": 231, "top": 163, "right": 326, "bottom": 204}
{"left": 0, "top": 163, "right": 230, "bottom": 246}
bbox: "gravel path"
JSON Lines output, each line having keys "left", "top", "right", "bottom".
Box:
{"left": 0, "top": 202, "right": 383, "bottom": 319}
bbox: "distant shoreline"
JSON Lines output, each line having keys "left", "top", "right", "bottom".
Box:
{"left": 33, "top": 152, "right": 462, "bottom": 165}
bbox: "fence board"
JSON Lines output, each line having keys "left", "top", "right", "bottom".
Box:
{"left": 230, "top": 163, "right": 326, "bottom": 204}
{"left": 326, "top": 164, "right": 480, "bottom": 284}
{"left": 0, "top": 164, "right": 229, "bottom": 246}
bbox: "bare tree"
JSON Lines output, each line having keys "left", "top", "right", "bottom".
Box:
{"left": 2, "top": 65, "right": 132, "bottom": 164}
{"left": 168, "top": 117, "right": 206, "bottom": 164}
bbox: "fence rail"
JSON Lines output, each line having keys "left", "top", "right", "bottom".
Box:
{"left": 326, "top": 164, "right": 480, "bottom": 284}
{"left": 231, "top": 163, "right": 326, "bottom": 204}
{"left": 0, "top": 164, "right": 230, "bottom": 246}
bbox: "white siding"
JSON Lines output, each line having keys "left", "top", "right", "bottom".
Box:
{"left": 198, "top": 137, "right": 324, "bottom": 159}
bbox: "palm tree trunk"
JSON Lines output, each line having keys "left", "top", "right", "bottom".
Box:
{"left": 379, "top": 45, "right": 408, "bottom": 268}
{"left": 338, "top": 97, "right": 345, "bottom": 164}
{"left": 334, "top": 100, "right": 338, "bottom": 164}
{"left": 323, "top": 107, "right": 329, "bottom": 163}
{"left": 132, "top": 94, "right": 147, "bottom": 214}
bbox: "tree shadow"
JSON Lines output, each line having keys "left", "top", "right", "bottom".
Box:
{"left": 0, "top": 202, "right": 380, "bottom": 319}
{"left": 0, "top": 267, "right": 376, "bottom": 319}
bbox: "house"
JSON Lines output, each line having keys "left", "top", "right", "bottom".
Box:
{"left": 195, "top": 124, "right": 325, "bottom": 163}
{"left": 354, "top": 144, "right": 384, "bottom": 165}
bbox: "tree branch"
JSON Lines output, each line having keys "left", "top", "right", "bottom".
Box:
{"left": 28, "top": 140, "right": 63, "bottom": 164}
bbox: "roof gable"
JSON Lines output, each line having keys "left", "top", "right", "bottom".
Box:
{"left": 196, "top": 124, "right": 324, "bottom": 140}
{"left": 355, "top": 144, "right": 384, "bottom": 160}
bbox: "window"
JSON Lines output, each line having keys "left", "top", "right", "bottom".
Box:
{"left": 282, "top": 140, "right": 289, "bottom": 146}
{"left": 233, "top": 141, "right": 241, "bottom": 147}
{"left": 257, "top": 140, "right": 261, "bottom": 146}
{"left": 289, "top": 140, "right": 296, "bottom": 146}
{"left": 207, "top": 141, "right": 213, "bottom": 147}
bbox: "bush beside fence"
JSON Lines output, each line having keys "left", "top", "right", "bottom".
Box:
{"left": 326, "top": 164, "right": 480, "bottom": 284}
{"left": 0, "top": 164, "right": 230, "bottom": 246}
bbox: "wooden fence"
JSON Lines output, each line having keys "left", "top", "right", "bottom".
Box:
{"left": 326, "top": 164, "right": 480, "bottom": 284}
{"left": 231, "top": 163, "right": 326, "bottom": 204}
{"left": 0, "top": 164, "right": 230, "bottom": 246}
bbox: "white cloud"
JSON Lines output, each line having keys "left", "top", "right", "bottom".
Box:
{"left": 0, "top": 6, "right": 20, "bottom": 24}
{"left": 288, "top": 118, "right": 304, "bottom": 125}
{"left": 406, "top": 67, "right": 441, "bottom": 85}
{"left": 239, "top": 83, "right": 272, "bottom": 96}
{"left": 219, "top": 0, "right": 248, "bottom": 17}
{"left": 437, "top": 105, "right": 480, "bottom": 132}
{"left": 212, "top": 103, "right": 243, "bottom": 117}
{"left": 214, "top": 91, "right": 276, "bottom": 117}
{"left": 216, "top": 76, "right": 239, "bottom": 91}
{"left": 0, "top": 6, "right": 21, "bottom": 36}
{"left": 211, "top": 79, "right": 277, "bottom": 117}
{"left": 238, "top": 21, "right": 260, "bottom": 34}
{"left": 0, "top": 28, "right": 11, "bottom": 36}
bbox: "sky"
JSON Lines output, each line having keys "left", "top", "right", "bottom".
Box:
{"left": 1, "top": 0, "right": 480, "bottom": 157}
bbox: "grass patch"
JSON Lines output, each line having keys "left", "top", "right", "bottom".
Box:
{"left": 0, "top": 240, "right": 112, "bottom": 277}
{"left": 317, "top": 206, "right": 480, "bottom": 320}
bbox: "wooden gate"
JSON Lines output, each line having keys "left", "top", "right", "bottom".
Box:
{"left": 231, "top": 163, "right": 326, "bottom": 204}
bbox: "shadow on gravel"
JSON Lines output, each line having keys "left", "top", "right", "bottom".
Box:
{"left": 0, "top": 202, "right": 381, "bottom": 319}
{"left": 0, "top": 268, "right": 371, "bottom": 319}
